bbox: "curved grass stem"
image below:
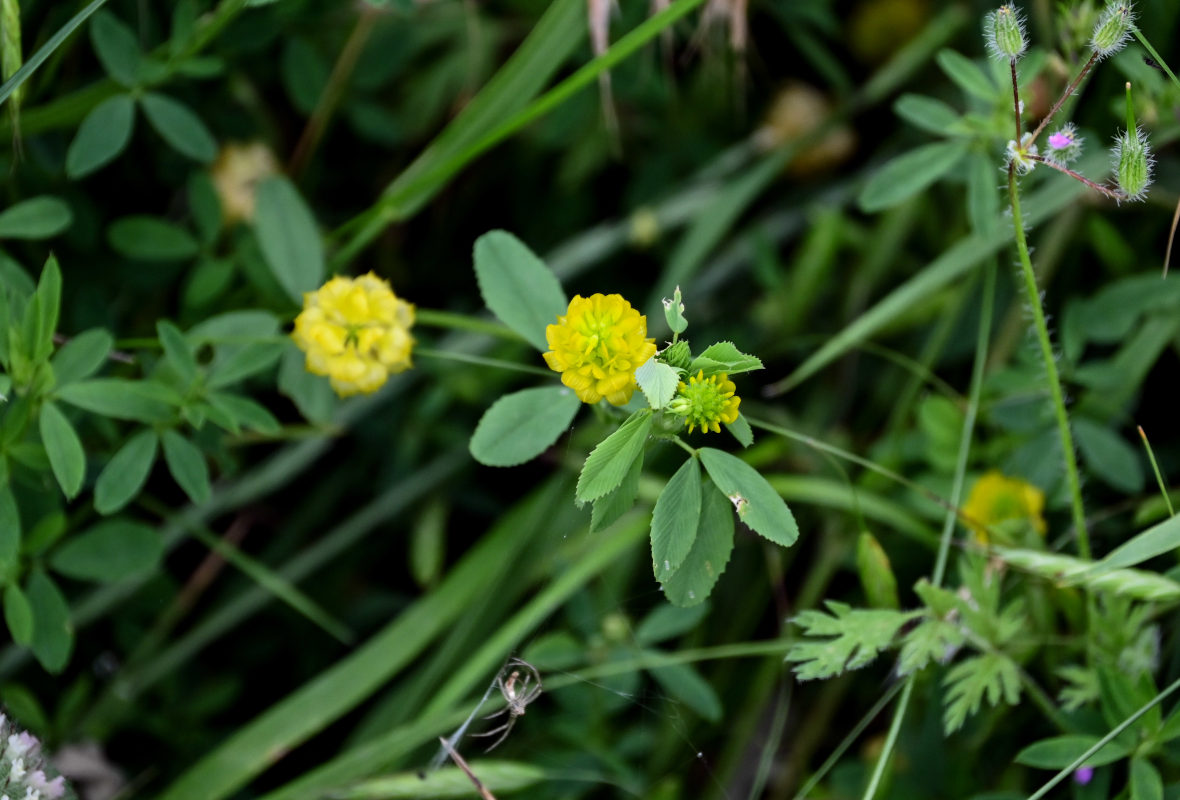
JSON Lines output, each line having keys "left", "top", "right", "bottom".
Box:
{"left": 1007, "top": 164, "right": 1090, "bottom": 558}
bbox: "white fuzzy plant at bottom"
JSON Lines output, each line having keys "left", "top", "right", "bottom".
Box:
{"left": 0, "top": 715, "right": 70, "bottom": 800}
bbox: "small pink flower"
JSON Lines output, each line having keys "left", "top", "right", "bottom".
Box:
{"left": 1049, "top": 131, "right": 1074, "bottom": 150}
{"left": 1074, "top": 766, "right": 1095, "bottom": 785}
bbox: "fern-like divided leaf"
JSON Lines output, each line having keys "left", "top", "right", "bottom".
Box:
{"left": 897, "top": 618, "right": 964, "bottom": 675}
{"left": 786, "top": 601, "right": 918, "bottom": 681}
{"left": 942, "top": 651, "right": 1021, "bottom": 733}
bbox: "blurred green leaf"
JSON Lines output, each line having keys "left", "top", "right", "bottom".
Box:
{"left": 936, "top": 48, "right": 996, "bottom": 99}
{"left": 162, "top": 429, "right": 211, "bottom": 505}
{"left": 859, "top": 140, "right": 969, "bottom": 213}
{"left": 699, "top": 448, "right": 798, "bottom": 547}
{"left": 1131, "top": 758, "right": 1163, "bottom": 800}
{"left": 26, "top": 569, "right": 73, "bottom": 673}
{"left": 330, "top": 763, "right": 546, "bottom": 799}
{"left": 0, "top": 197, "right": 73, "bottom": 240}
{"left": 141, "top": 92, "right": 217, "bottom": 163}
{"left": 50, "top": 520, "right": 163, "bottom": 581}
{"left": 651, "top": 456, "right": 701, "bottom": 581}
{"left": 1075, "top": 417, "right": 1144, "bottom": 493}
{"left": 51, "top": 328, "right": 113, "bottom": 385}
{"left": 207, "top": 392, "right": 281, "bottom": 435}
{"left": 57, "top": 378, "right": 178, "bottom": 423}
{"left": 473, "top": 230, "right": 567, "bottom": 351}
{"left": 159, "top": 320, "right": 200, "bottom": 386}
{"left": 25, "top": 255, "right": 62, "bottom": 366}
{"left": 576, "top": 410, "right": 653, "bottom": 503}
{"left": 470, "top": 386, "right": 581, "bottom": 467}
{"left": 254, "top": 177, "right": 325, "bottom": 304}
{"left": 893, "top": 93, "right": 963, "bottom": 135}
{"left": 94, "top": 429, "right": 158, "bottom": 515}
{"left": 66, "top": 94, "right": 135, "bottom": 178}
{"left": 0, "top": 487, "right": 20, "bottom": 576}
{"left": 3, "top": 585, "right": 34, "bottom": 646}
{"left": 108, "top": 216, "right": 199, "bottom": 261}
{"left": 39, "top": 402, "right": 85, "bottom": 499}
{"left": 724, "top": 414, "right": 753, "bottom": 448}
{"left": 1015, "top": 735, "right": 1131, "bottom": 768}
{"left": 89, "top": 10, "right": 142, "bottom": 87}
{"left": 278, "top": 344, "right": 336, "bottom": 424}
{"left": 647, "top": 658, "right": 722, "bottom": 721}
{"left": 635, "top": 603, "right": 708, "bottom": 646}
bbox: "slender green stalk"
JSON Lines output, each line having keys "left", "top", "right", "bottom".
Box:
{"left": 1025, "top": 674, "right": 1180, "bottom": 800}
{"left": 0, "top": 0, "right": 110, "bottom": 106}
{"left": 416, "top": 347, "right": 553, "bottom": 377}
{"left": 860, "top": 681, "right": 913, "bottom": 800}
{"left": 1138, "top": 425, "right": 1174, "bottom": 517}
{"left": 1131, "top": 27, "right": 1180, "bottom": 91}
{"left": 1007, "top": 164, "right": 1090, "bottom": 558}
{"left": 414, "top": 308, "right": 527, "bottom": 341}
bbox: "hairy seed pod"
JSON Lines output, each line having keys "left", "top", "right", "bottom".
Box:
{"left": 985, "top": 5, "right": 1027, "bottom": 61}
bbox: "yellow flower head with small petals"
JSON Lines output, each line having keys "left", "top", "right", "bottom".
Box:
{"left": 543, "top": 293, "right": 657, "bottom": 406}
{"left": 291, "top": 272, "right": 415, "bottom": 397}
{"left": 669, "top": 370, "right": 741, "bottom": 434}
{"left": 962, "top": 470, "right": 1047, "bottom": 544}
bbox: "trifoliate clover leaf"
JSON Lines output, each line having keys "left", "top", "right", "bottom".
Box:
{"left": 942, "top": 651, "right": 1021, "bottom": 733}
{"left": 786, "top": 601, "right": 919, "bottom": 681}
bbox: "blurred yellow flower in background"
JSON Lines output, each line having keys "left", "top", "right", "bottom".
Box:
{"left": 292, "top": 273, "right": 415, "bottom": 397}
{"left": 543, "top": 293, "right": 656, "bottom": 406}
{"left": 962, "top": 470, "right": 1047, "bottom": 545}
{"left": 210, "top": 141, "right": 279, "bottom": 224}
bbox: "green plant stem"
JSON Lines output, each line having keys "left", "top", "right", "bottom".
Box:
{"left": 1026, "top": 674, "right": 1180, "bottom": 800}
{"left": 1007, "top": 164, "right": 1090, "bottom": 558}
{"left": 414, "top": 308, "right": 527, "bottom": 341}
{"left": 1138, "top": 425, "right": 1175, "bottom": 517}
{"left": 861, "top": 680, "right": 912, "bottom": 800}
{"left": 1026, "top": 51, "right": 1098, "bottom": 147}
{"left": 415, "top": 347, "right": 552, "bottom": 377}
{"left": 1029, "top": 155, "right": 1122, "bottom": 200}
{"left": 1131, "top": 27, "right": 1180, "bottom": 91}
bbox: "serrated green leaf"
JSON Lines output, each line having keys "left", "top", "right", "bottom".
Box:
{"left": 50, "top": 520, "right": 163, "bottom": 581}
{"left": 57, "top": 378, "right": 178, "bottom": 423}
{"left": 51, "top": 328, "right": 113, "bottom": 385}
{"left": 724, "top": 413, "right": 753, "bottom": 448}
{"left": 687, "top": 341, "right": 763, "bottom": 378}
{"left": 662, "top": 481, "right": 734, "bottom": 607}
{"left": 3, "top": 584, "right": 33, "bottom": 646}
{"left": 141, "top": 92, "right": 217, "bottom": 163}
{"left": 651, "top": 456, "right": 701, "bottom": 580}
{"left": 1015, "top": 735, "right": 1132, "bottom": 769}
{"left": 94, "top": 429, "right": 158, "bottom": 515}
{"left": 162, "top": 429, "right": 211, "bottom": 504}
{"left": 698, "top": 447, "right": 798, "bottom": 547}
{"left": 470, "top": 386, "right": 581, "bottom": 466}
{"left": 786, "top": 601, "right": 917, "bottom": 680}
{"left": 635, "top": 357, "right": 680, "bottom": 409}
{"left": 473, "top": 230, "right": 567, "bottom": 351}
{"left": 0, "top": 197, "right": 73, "bottom": 240}
{"left": 897, "top": 617, "right": 963, "bottom": 675}
{"left": 90, "top": 10, "right": 142, "bottom": 87}
{"left": 254, "top": 176, "right": 325, "bottom": 304}
{"left": 590, "top": 451, "right": 643, "bottom": 533}
{"left": 26, "top": 569, "right": 72, "bottom": 673}
{"left": 859, "top": 140, "right": 969, "bottom": 213}
{"left": 66, "top": 94, "right": 136, "bottom": 178}
{"left": 39, "top": 402, "right": 85, "bottom": 499}
{"left": 647, "top": 658, "right": 722, "bottom": 722}
{"left": 942, "top": 652, "right": 1021, "bottom": 733}
{"left": 575, "top": 410, "right": 652, "bottom": 503}
{"left": 108, "top": 216, "right": 199, "bottom": 261}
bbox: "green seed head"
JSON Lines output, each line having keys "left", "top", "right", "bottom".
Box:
{"left": 1114, "top": 126, "right": 1153, "bottom": 201}
{"left": 985, "top": 5, "right": 1028, "bottom": 61}
{"left": 1091, "top": 2, "right": 1134, "bottom": 59}
{"left": 659, "top": 339, "right": 692, "bottom": 370}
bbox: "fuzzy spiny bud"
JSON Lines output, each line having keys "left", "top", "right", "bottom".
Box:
{"left": 985, "top": 5, "right": 1028, "bottom": 61}
{"left": 1114, "top": 126, "right": 1153, "bottom": 201}
{"left": 1091, "top": 2, "right": 1134, "bottom": 59}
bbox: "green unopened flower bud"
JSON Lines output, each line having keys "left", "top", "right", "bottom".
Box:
{"left": 1090, "top": 1, "right": 1134, "bottom": 59}
{"left": 1114, "top": 126, "right": 1153, "bottom": 201}
{"left": 662, "top": 286, "right": 688, "bottom": 335}
{"left": 856, "top": 531, "right": 900, "bottom": 610}
{"left": 985, "top": 5, "right": 1027, "bottom": 61}
{"left": 659, "top": 339, "right": 692, "bottom": 370}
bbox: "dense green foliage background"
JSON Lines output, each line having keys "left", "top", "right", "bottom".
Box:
{"left": 2, "top": 0, "right": 1180, "bottom": 798}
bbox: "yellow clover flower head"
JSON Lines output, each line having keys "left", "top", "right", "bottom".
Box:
{"left": 543, "top": 293, "right": 657, "bottom": 406}
{"left": 291, "top": 272, "right": 415, "bottom": 397}
{"left": 962, "top": 470, "right": 1047, "bottom": 544}
{"left": 669, "top": 370, "right": 741, "bottom": 434}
